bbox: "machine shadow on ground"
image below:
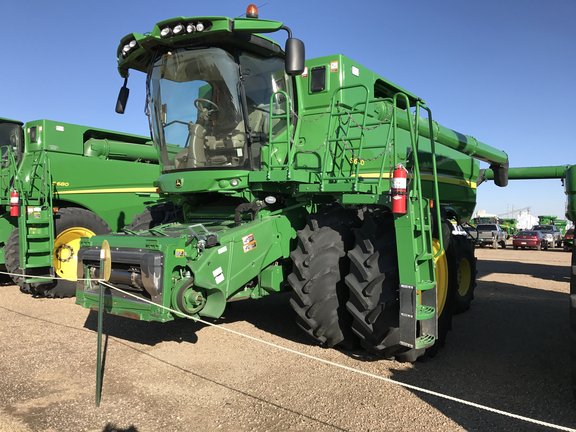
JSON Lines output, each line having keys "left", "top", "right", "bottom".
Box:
{"left": 475, "top": 251, "right": 571, "bottom": 283}
{"left": 387, "top": 279, "right": 576, "bottom": 430}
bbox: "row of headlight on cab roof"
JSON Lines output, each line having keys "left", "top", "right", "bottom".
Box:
{"left": 119, "top": 20, "right": 211, "bottom": 60}
{"left": 160, "top": 20, "right": 210, "bottom": 38}
{"left": 120, "top": 39, "right": 139, "bottom": 59}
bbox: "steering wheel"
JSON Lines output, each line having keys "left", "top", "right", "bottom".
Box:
{"left": 194, "top": 98, "right": 219, "bottom": 115}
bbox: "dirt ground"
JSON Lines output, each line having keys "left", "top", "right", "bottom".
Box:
{"left": 1, "top": 244, "right": 575, "bottom": 432}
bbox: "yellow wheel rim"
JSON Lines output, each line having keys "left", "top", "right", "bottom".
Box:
{"left": 53, "top": 227, "right": 96, "bottom": 281}
{"left": 433, "top": 239, "right": 448, "bottom": 316}
{"left": 457, "top": 257, "right": 472, "bottom": 297}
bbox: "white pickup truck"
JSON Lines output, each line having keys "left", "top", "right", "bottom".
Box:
{"left": 476, "top": 224, "right": 507, "bottom": 249}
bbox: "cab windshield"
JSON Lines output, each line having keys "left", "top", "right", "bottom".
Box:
{"left": 147, "top": 46, "right": 292, "bottom": 172}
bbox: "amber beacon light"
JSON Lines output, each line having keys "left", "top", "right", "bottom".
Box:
{"left": 246, "top": 4, "right": 259, "bottom": 18}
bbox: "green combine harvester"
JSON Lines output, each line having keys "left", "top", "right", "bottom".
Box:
{"left": 76, "top": 5, "right": 511, "bottom": 360}
{"left": 0, "top": 118, "right": 166, "bottom": 297}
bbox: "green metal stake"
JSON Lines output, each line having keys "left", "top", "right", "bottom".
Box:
{"left": 96, "top": 240, "right": 111, "bottom": 408}
{"left": 96, "top": 275, "right": 103, "bottom": 407}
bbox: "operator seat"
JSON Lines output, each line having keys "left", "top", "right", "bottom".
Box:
{"left": 185, "top": 123, "right": 206, "bottom": 168}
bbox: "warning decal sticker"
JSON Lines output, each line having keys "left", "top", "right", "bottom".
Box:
{"left": 213, "top": 267, "right": 225, "bottom": 285}
{"left": 242, "top": 233, "right": 257, "bottom": 252}
{"left": 243, "top": 241, "right": 257, "bottom": 253}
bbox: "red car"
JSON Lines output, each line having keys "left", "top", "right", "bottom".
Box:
{"left": 512, "top": 230, "right": 548, "bottom": 250}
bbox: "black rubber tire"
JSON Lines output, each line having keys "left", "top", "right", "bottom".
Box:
{"left": 345, "top": 211, "right": 409, "bottom": 359}
{"left": 500, "top": 240, "right": 506, "bottom": 249}
{"left": 345, "top": 211, "right": 457, "bottom": 362}
{"left": 513, "top": 245, "right": 518, "bottom": 250}
{"left": 45, "top": 208, "right": 111, "bottom": 298}
{"left": 4, "top": 229, "right": 42, "bottom": 294}
{"left": 288, "top": 202, "right": 360, "bottom": 349}
{"left": 126, "top": 202, "right": 181, "bottom": 232}
{"left": 492, "top": 239, "right": 498, "bottom": 249}
{"left": 537, "top": 242, "right": 542, "bottom": 251}
{"left": 452, "top": 236, "right": 477, "bottom": 314}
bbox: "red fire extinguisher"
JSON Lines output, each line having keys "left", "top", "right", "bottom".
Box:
{"left": 10, "top": 189, "right": 19, "bottom": 217}
{"left": 391, "top": 164, "right": 407, "bottom": 214}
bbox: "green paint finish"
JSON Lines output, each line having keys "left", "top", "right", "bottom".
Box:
{"left": 77, "top": 211, "right": 300, "bottom": 321}
{"left": 483, "top": 164, "right": 576, "bottom": 224}
{"left": 76, "top": 10, "right": 511, "bottom": 334}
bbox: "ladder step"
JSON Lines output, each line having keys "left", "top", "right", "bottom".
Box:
{"left": 27, "top": 234, "right": 50, "bottom": 239}
{"left": 26, "top": 248, "right": 52, "bottom": 254}
{"left": 416, "top": 252, "right": 433, "bottom": 262}
{"left": 415, "top": 334, "right": 435, "bottom": 349}
{"left": 414, "top": 224, "right": 431, "bottom": 231}
{"left": 416, "top": 281, "right": 435, "bottom": 291}
{"left": 26, "top": 277, "right": 53, "bottom": 283}
{"left": 416, "top": 304, "right": 435, "bottom": 320}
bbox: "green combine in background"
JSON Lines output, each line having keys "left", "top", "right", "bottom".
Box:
{"left": 0, "top": 118, "right": 170, "bottom": 297}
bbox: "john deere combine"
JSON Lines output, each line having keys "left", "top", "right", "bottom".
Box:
{"left": 0, "top": 118, "right": 166, "bottom": 297}
{"left": 76, "top": 5, "right": 509, "bottom": 360}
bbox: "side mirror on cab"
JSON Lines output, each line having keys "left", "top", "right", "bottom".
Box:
{"left": 285, "top": 38, "right": 305, "bottom": 76}
{"left": 115, "top": 80, "right": 130, "bottom": 114}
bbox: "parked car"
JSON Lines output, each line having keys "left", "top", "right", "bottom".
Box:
{"left": 476, "top": 224, "right": 507, "bottom": 249}
{"left": 532, "top": 225, "right": 563, "bottom": 248}
{"left": 513, "top": 230, "right": 548, "bottom": 250}
{"left": 564, "top": 228, "right": 574, "bottom": 251}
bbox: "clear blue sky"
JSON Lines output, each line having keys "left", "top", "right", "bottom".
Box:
{"left": 2, "top": 1, "right": 574, "bottom": 222}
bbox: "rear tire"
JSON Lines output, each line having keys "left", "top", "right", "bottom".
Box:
{"left": 288, "top": 203, "right": 360, "bottom": 349}
{"left": 453, "top": 236, "right": 477, "bottom": 314}
{"left": 492, "top": 239, "right": 498, "bottom": 249}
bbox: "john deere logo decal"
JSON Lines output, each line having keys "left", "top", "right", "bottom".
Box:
{"left": 175, "top": 179, "right": 182, "bottom": 188}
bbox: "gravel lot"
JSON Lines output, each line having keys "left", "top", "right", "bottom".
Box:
{"left": 1, "top": 245, "right": 575, "bottom": 432}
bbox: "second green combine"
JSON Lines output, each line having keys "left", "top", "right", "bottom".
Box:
{"left": 0, "top": 118, "right": 170, "bottom": 297}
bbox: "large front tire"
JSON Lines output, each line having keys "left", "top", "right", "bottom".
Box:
{"left": 125, "top": 202, "right": 181, "bottom": 232}
{"left": 288, "top": 203, "right": 359, "bottom": 349}
{"left": 345, "top": 211, "right": 457, "bottom": 361}
{"left": 345, "top": 212, "right": 409, "bottom": 359}
{"left": 4, "top": 229, "right": 45, "bottom": 294}
{"left": 47, "top": 208, "right": 111, "bottom": 298}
